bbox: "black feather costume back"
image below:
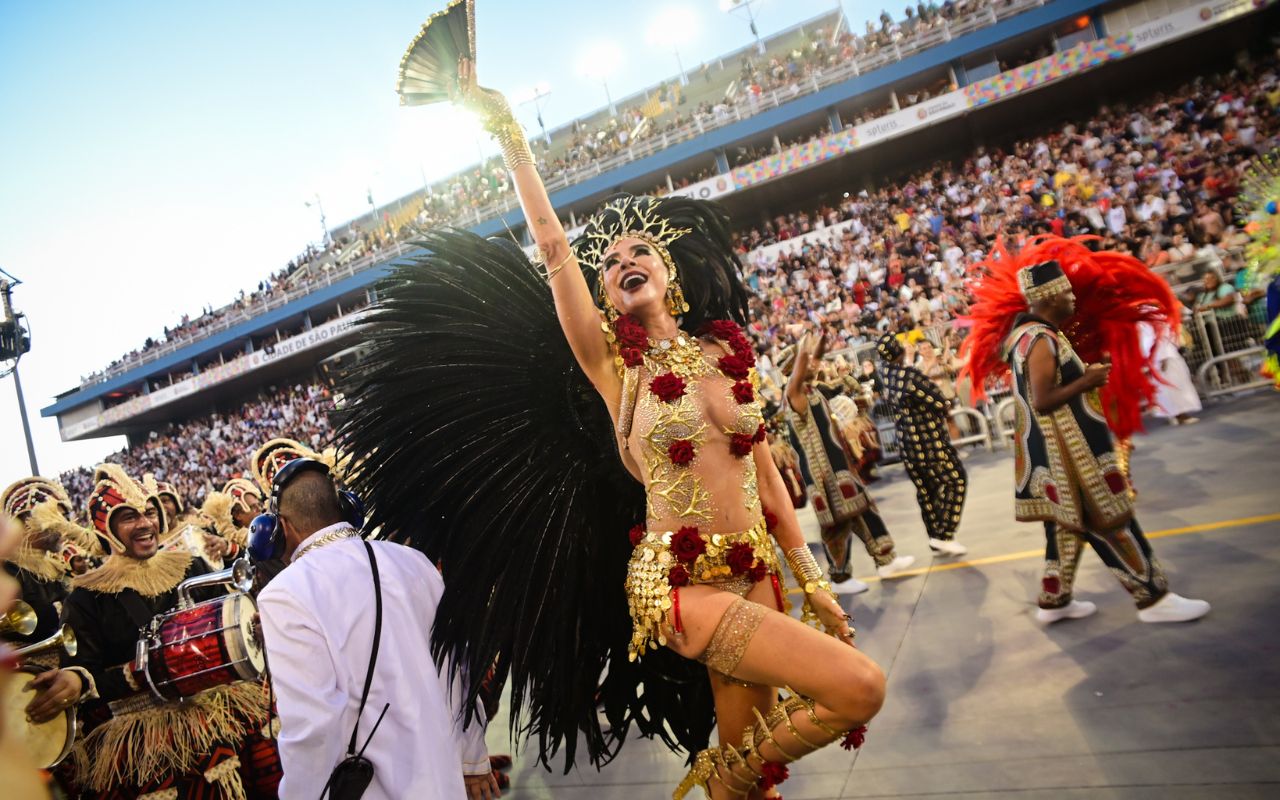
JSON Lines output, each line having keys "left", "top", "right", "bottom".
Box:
{"left": 335, "top": 228, "right": 718, "bottom": 770}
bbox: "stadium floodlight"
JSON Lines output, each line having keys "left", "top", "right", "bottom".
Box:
{"left": 646, "top": 7, "right": 699, "bottom": 86}
{"left": 721, "top": 0, "right": 766, "bottom": 56}
{"left": 513, "top": 82, "right": 554, "bottom": 145}
{"left": 579, "top": 42, "right": 623, "bottom": 118}
{"left": 304, "top": 193, "right": 331, "bottom": 246}
{"left": 0, "top": 269, "right": 39, "bottom": 474}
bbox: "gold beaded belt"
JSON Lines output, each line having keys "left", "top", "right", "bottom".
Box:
{"left": 625, "top": 519, "right": 781, "bottom": 660}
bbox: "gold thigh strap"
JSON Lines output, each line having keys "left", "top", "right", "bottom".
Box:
{"left": 697, "top": 597, "right": 767, "bottom": 677}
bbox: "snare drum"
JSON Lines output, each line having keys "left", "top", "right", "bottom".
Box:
{"left": 136, "top": 593, "right": 264, "bottom": 701}
{"left": 0, "top": 666, "right": 75, "bottom": 768}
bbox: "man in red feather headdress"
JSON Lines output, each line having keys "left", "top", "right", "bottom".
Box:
{"left": 962, "top": 237, "right": 1210, "bottom": 624}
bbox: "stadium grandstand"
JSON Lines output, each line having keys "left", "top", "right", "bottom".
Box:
{"left": 45, "top": 0, "right": 1279, "bottom": 511}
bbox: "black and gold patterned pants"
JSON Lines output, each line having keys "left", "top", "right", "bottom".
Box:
{"left": 821, "top": 509, "right": 896, "bottom": 581}
{"left": 1039, "top": 518, "right": 1169, "bottom": 610}
{"left": 901, "top": 446, "right": 967, "bottom": 542}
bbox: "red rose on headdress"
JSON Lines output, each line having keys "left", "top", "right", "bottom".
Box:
{"left": 668, "top": 439, "right": 695, "bottom": 466}
{"left": 747, "top": 562, "right": 769, "bottom": 583}
{"left": 731, "top": 380, "right": 755, "bottom": 404}
{"left": 763, "top": 508, "right": 778, "bottom": 532}
{"left": 760, "top": 762, "right": 790, "bottom": 790}
{"left": 620, "top": 347, "right": 644, "bottom": 368}
{"left": 752, "top": 423, "right": 767, "bottom": 443}
{"left": 841, "top": 725, "right": 868, "bottom": 750}
{"left": 668, "top": 564, "right": 690, "bottom": 587}
{"left": 670, "top": 526, "right": 705, "bottom": 562}
{"left": 718, "top": 353, "right": 752, "bottom": 380}
{"left": 613, "top": 315, "right": 648, "bottom": 349}
{"left": 650, "top": 373, "right": 687, "bottom": 402}
{"left": 726, "top": 543, "right": 756, "bottom": 575}
{"left": 729, "top": 432, "right": 755, "bottom": 457}
{"left": 628, "top": 524, "right": 646, "bottom": 547}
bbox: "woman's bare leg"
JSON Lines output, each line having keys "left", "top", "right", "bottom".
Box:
{"left": 667, "top": 585, "right": 885, "bottom": 798}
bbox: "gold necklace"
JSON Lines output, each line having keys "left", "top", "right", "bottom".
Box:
{"left": 645, "top": 334, "right": 712, "bottom": 381}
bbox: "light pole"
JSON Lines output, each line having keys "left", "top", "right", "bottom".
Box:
{"left": 516, "top": 82, "right": 554, "bottom": 145}
{"left": 0, "top": 270, "right": 38, "bottom": 474}
{"left": 648, "top": 7, "right": 699, "bottom": 87}
{"left": 305, "top": 193, "right": 331, "bottom": 246}
{"left": 580, "top": 43, "right": 622, "bottom": 118}
{"left": 721, "top": 0, "right": 766, "bottom": 56}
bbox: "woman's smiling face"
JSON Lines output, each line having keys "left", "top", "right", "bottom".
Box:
{"left": 602, "top": 237, "right": 669, "bottom": 316}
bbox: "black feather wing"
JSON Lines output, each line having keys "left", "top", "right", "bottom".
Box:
{"left": 336, "top": 230, "right": 714, "bottom": 769}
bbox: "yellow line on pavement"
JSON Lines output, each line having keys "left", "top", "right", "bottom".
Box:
{"left": 810, "top": 512, "right": 1280, "bottom": 589}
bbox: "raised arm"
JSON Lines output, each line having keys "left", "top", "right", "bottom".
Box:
{"left": 456, "top": 61, "right": 619, "bottom": 400}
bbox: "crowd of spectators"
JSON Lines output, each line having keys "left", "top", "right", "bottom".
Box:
{"left": 83, "top": 2, "right": 1036, "bottom": 385}
{"left": 735, "top": 57, "right": 1280, "bottom": 368}
{"left": 59, "top": 383, "right": 336, "bottom": 511}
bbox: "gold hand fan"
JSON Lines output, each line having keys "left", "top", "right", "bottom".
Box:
{"left": 396, "top": 0, "right": 477, "bottom": 107}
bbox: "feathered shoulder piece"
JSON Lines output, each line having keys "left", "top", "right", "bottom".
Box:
{"left": 960, "top": 235, "right": 1179, "bottom": 439}
{"left": 337, "top": 229, "right": 714, "bottom": 770}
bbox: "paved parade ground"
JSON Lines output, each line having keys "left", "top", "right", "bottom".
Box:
{"left": 487, "top": 392, "right": 1280, "bottom": 799}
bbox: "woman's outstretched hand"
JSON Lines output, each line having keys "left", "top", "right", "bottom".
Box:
{"left": 810, "top": 591, "right": 856, "bottom": 647}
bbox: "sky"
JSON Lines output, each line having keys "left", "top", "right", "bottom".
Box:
{"left": 0, "top": 0, "right": 884, "bottom": 482}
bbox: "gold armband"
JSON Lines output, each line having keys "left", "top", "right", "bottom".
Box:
{"left": 471, "top": 90, "right": 535, "bottom": 171}
{"left": 784, "top": 546, "right": 836, "bottom": 626}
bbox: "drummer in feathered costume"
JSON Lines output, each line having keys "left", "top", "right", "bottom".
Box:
{"left": 1, "top": 477, "right": 98, "bottom": 732}
{"left": 342, "top": 29, "right": 886, "bottom": 800}
{"left": 61, "top": 464, "right": 280, "bottom": 799}
{"left": 961, "top": 236, "right": 1210, "bottom": 624}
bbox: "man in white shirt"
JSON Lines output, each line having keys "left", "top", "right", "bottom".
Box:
{"left": 258, "top": 465, "right": 496, "bottom": 799}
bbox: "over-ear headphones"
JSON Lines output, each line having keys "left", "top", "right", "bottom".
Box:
{"left": 248, "top": 458, "right": 365, "bottom": 562}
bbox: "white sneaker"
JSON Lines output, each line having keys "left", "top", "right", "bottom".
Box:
{"left": 830, "top": 576, "right": 870, "bottom": 595}
{"left": 1137, "top": 592, "right": 1211, "bottom": 623}
{"left": 929, "top": 539, "right": 968, "bottom": 557}
{"left": 1035, "top": 600, "right": 1098, "bottom": 624}
{"left": 877, "top": 554, "right": 916, "bottom": 579}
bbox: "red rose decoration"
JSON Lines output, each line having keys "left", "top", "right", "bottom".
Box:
{"left": 752, "top": 423, "right": 767, "bottom": 443}
{"left": 718, "top": 353, "right": 752, "bottom": 380}
{"left": 670, "top": 526, "right": 705, "bottom": 562}
{"left": 668, "top": 439, "right": 695, "bottom": 466}
{"left": 613, "top": 315, "right": 648, "bottom": 349}
{"left": 841, "top": 725, "right": 868, "bottom": 751}
{"left": 667, "top": 564, "right": 690, "bottom": 587}
{"left": 628, "top": 524, "right": 646, "bottom": 547}
{"left": 731, "top": 380, "right": 755, "bottom": 404}
{"left": 747, "top": 562, "right": 769, "bottom": 583}
{"left": 650, "top": 372, "right": 687, "bottom": 402}
{"left": 702, "top": 319, "right": 743, "bottom": 342}
{"left": 763, "top": 508, "right": 778, "bottom": 532}
{"left": 729, "top": 432, "right": 755, "bottom": 457}
{"left": 726, "top": 543, "right": 756, "bottom": 575}
{"left": 760, "top": 762, "right": 790, "bottom": 790}
{"left": 620, "top": 347, "right": 644, "bottom": 368}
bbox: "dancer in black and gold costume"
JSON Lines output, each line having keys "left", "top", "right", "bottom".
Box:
{"left": 963, "top": 242, "right": 1210, "bottom": 624}
{"left": 340, "top": 26, "right": 888, "bottom": 798}
{"left": 876, "top": 334, "right": 969, "bottom": 557}
{"left": 782, "top": 335, "right": 915, "bottom": 592}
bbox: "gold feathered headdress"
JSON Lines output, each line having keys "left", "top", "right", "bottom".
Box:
{"left": 85, "top": 464, "right": 166, "bottom": 554}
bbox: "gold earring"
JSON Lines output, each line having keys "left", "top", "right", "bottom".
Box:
{"left": 666, "top": 282, "right": 689, "bottom": 318}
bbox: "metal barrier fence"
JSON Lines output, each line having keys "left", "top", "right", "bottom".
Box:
{"left": 1186, "top": 310, "right": 1271, "bottom": 398}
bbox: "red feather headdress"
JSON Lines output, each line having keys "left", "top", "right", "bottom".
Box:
{"left": 959, "top": 235, "right": 1180, "bottom": 440}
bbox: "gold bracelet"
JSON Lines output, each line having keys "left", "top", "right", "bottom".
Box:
{"left": 784, "top": 546, "right": 836, "bottom": 627}
{"left": 543, "top": 250, "right": 573, "bottom": 281}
